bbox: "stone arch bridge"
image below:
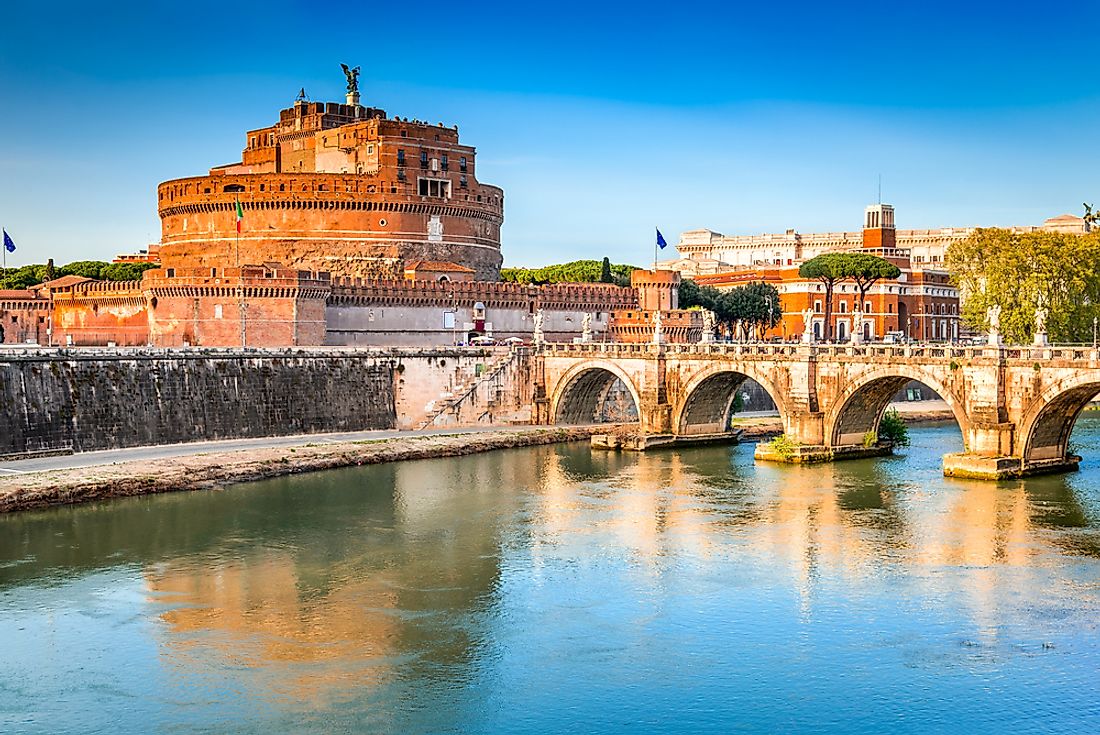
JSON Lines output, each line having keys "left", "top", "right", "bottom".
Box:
{"left": 533, "top": 342, "right": 1100, "bottom": 480}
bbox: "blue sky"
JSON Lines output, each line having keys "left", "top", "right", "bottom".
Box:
{"left": 1, "top": 1, "right": 1099, "bottom": 268}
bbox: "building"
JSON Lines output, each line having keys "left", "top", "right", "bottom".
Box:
{"left": 675, "top": 213, "right": 1088, "bottom": 270}
{"left": 156, "top": 79, "right": 504, "bottom": 282}
{"left": 609, "top": 269, "right": 703, "bottom": 343}
{"left": 0, "top": 70, "right": 640, "bottom": 349}
{"left": 112, "top": 244, "right": 160, "bottom": 264}
{"left": 690, "top": 204, "right": 961, "bottom": 342}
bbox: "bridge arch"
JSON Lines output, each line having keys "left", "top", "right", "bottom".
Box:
{"left": 673, "top": 364, "right": 788, "bottom": 436}
{"left": 825, "top": 366, "right": 968, "bottom": 448}
{"left": 1018, "top": 377, "right": 1100, "bottom": 462}
{"left": 549, "top": 360, "right": 642, "bottom": 426}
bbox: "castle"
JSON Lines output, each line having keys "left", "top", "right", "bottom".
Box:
{"left": 0, "top": 70, "right": 640, "bottom": 348}
{"left": 158, "top": 78, "right": 505, "bottom": 281}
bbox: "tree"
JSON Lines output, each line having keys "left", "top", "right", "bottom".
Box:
{"left": 59, "top": 260, "right": 108, "bottom": 279}
{"left": 599, "top": 256, "right": 614, "bottom": 283}
{"left": 741, "top": 281, "right": 782, "bottom": 339}
{"left": 100, "top": 262, "right": 159, "bottom": 282}
{"left": 946, "top": 228, "right": 1100, "bottom": 344}
{"left": 799, "top": 253, "right": 849, "bottom": 341}
{"left": 839, "top": 253, "right": 901, "bottom": 312}
{"left": 500, "top": 259, "right": 638, "bottom": 286}
{"left": 0, "top": 264, "right": 49, "bottom": 290}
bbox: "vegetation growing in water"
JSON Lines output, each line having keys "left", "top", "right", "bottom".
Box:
{"left": 878, "top": 408, "right": 910, "bottom": 447}
{"left": 768, "top": 434, "right": 797, "bottom": 458}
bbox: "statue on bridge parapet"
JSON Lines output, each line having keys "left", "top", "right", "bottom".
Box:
{"left": 801, "top": 307, "right": 815, "bottom": 344}
{"left": 1034, "top": 304, "right": 1049, "bottom": 347}
{"left": 1084, "top": 203, "right": 1098, "bottom": 233}
{"left": 850, "top": 309, "right": 864, "bottom": 345}
{"left": 652, "top": 310, "right": 664, "bottom": 345}
{"left": 581, "top": 312, "right": 593, "bottom": 343}
{"left": 700, "top": 309, "right": 716, "bottom": 344}
{"left": 533, "top": 309, "right": 545, "bottom": 347}
{"left": 987, "top": 304, "right": 1002, "bottom": 347}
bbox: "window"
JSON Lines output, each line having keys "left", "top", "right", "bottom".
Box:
{"left": 397, "top": 169, "right": 406, "bottom": 182}
{"left": 420, "top": 151, "right": 429, "bottom": 169}
{"left": 838, "top": 301, "right": 847, "bottom": 313}
{"left": 441, "top": 154, "right": 448, "bottom": 171}
{"left": 460, "top": 156, "right": 467, "bottom": 172}
{"left": 418, "top": 177, "right": 451, "bottom": 198}
{"left": 460, "top": 175, "right": 468, "bottom": 189}
{"left": 814, "top": 300, "right": 822, "bottom": 313}
{"left": 397, "top": 149, "right": 406, "bottom": 166}
{"left": 166, "top": 268, "right": 175, "bottom": 278}
{"left": 214, "top": 304, "right": 223, "bottom": 319}
{"left": 211, "top": 268, "right": 217, "bottom": 277}
{"left": 864, "top": 301, "right": 871, "bottom": 313}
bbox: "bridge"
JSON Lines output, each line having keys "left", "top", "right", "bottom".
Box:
{"left": 533, "top": 341, "right": 1100, "bottom": 479}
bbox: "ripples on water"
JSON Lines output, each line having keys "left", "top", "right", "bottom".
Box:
{"left": 2, "top": 420, "right": 1100, "bottom": 733}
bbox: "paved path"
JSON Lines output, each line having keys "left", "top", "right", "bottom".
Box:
{"left": 0, "top": 426, "right": 502, "bottom": 476}
{"left": 0, "top": 400, "right": 951, "bottom": 477}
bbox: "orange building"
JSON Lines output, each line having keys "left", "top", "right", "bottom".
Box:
{"left": 692, "top": 204, "right": 961, "bottom": 342}
{"left": 609, "top": 269, "right": 702, "bottom": 343}
{"left": 156, "top": 77, "right": 504, "bottom": 281}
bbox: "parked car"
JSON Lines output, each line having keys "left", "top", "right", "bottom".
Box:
{"left": 882, "top": 331, "right": 908, "bottom": 345}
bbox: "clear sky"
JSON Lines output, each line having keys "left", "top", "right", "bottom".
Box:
{"left": 1, "top": 0, "right": 1099, "bottom": 268}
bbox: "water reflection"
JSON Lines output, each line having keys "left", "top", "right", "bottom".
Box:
{"left": 2, "top": 420, "right": 1100, "bottom": 733}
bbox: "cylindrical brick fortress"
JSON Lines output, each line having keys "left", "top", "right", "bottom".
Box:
{"left": 157, "top": 173, "right": 504, "bottom": 280}
{"left": 157, "top": 97, "right": 505, "bottom": 280}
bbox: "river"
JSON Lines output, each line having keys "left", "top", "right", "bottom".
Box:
{"left": 2, "top": 419, "right": 1100, "bottom": 733}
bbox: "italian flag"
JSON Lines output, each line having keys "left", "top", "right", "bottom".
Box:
{"left": 235, "top": 197, "right": 244, "bottom": 233}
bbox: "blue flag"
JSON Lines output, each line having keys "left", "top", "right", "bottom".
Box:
{"left": 2, "top": 229, "right": 14, "bottom": 254}
{"left": 656, "top": 228, "right": 668, "bottom": 249}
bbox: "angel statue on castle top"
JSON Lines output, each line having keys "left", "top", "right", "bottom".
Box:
{"left": 341, "top": 63, "right": 360, "bottom": 93}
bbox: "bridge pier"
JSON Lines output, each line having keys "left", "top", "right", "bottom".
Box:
{"left": 942, "top": 453, "right": 1081, "bottom": 480}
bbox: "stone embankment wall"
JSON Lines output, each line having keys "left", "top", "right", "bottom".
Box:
{"left": 0, "top": 347, "right": 533, "bottom": 457}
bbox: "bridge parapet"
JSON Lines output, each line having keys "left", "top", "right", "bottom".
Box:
{"left": 542, "top": 341, "right": 1100, "bottom": 366}
{"left": 536, "top": 340, "right": 1100, "bottom": 480}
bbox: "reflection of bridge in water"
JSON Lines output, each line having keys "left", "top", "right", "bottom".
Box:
{"left": 534, "top": 341, "right": 1100, "bottom": 479}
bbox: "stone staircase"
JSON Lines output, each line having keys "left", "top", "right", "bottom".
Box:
{"left": 417, "top": 348, "right": 525, "bottom": 430}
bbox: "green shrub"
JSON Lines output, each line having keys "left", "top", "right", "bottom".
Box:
{"left": 769, "top": 434, "right": 797, "bottom": 458}
{"left": 862, "top": 430, "right": 878, "bottom": 448}
{"left": 878, "top": 408, "right": 910, "bottom": 447}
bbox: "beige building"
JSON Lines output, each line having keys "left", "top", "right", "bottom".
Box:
{"left": 671, "top": 213, "right": 1089, "bottom": 271}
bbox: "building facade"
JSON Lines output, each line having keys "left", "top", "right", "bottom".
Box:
{"left": 157, "top": 85, "right": 504, "bottom": 281}
{"left": 674, "top": 213, "right": 1088, "bottom": 270}
{"left": 689, "top": 205, "right": 961, "bottom": 342}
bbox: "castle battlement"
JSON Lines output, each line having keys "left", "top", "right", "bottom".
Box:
{"left": 157, "top": 80, "right": 505, "bottom": 281}
{"left": 327, "top": 278, "right": 636, "bottom": 311}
